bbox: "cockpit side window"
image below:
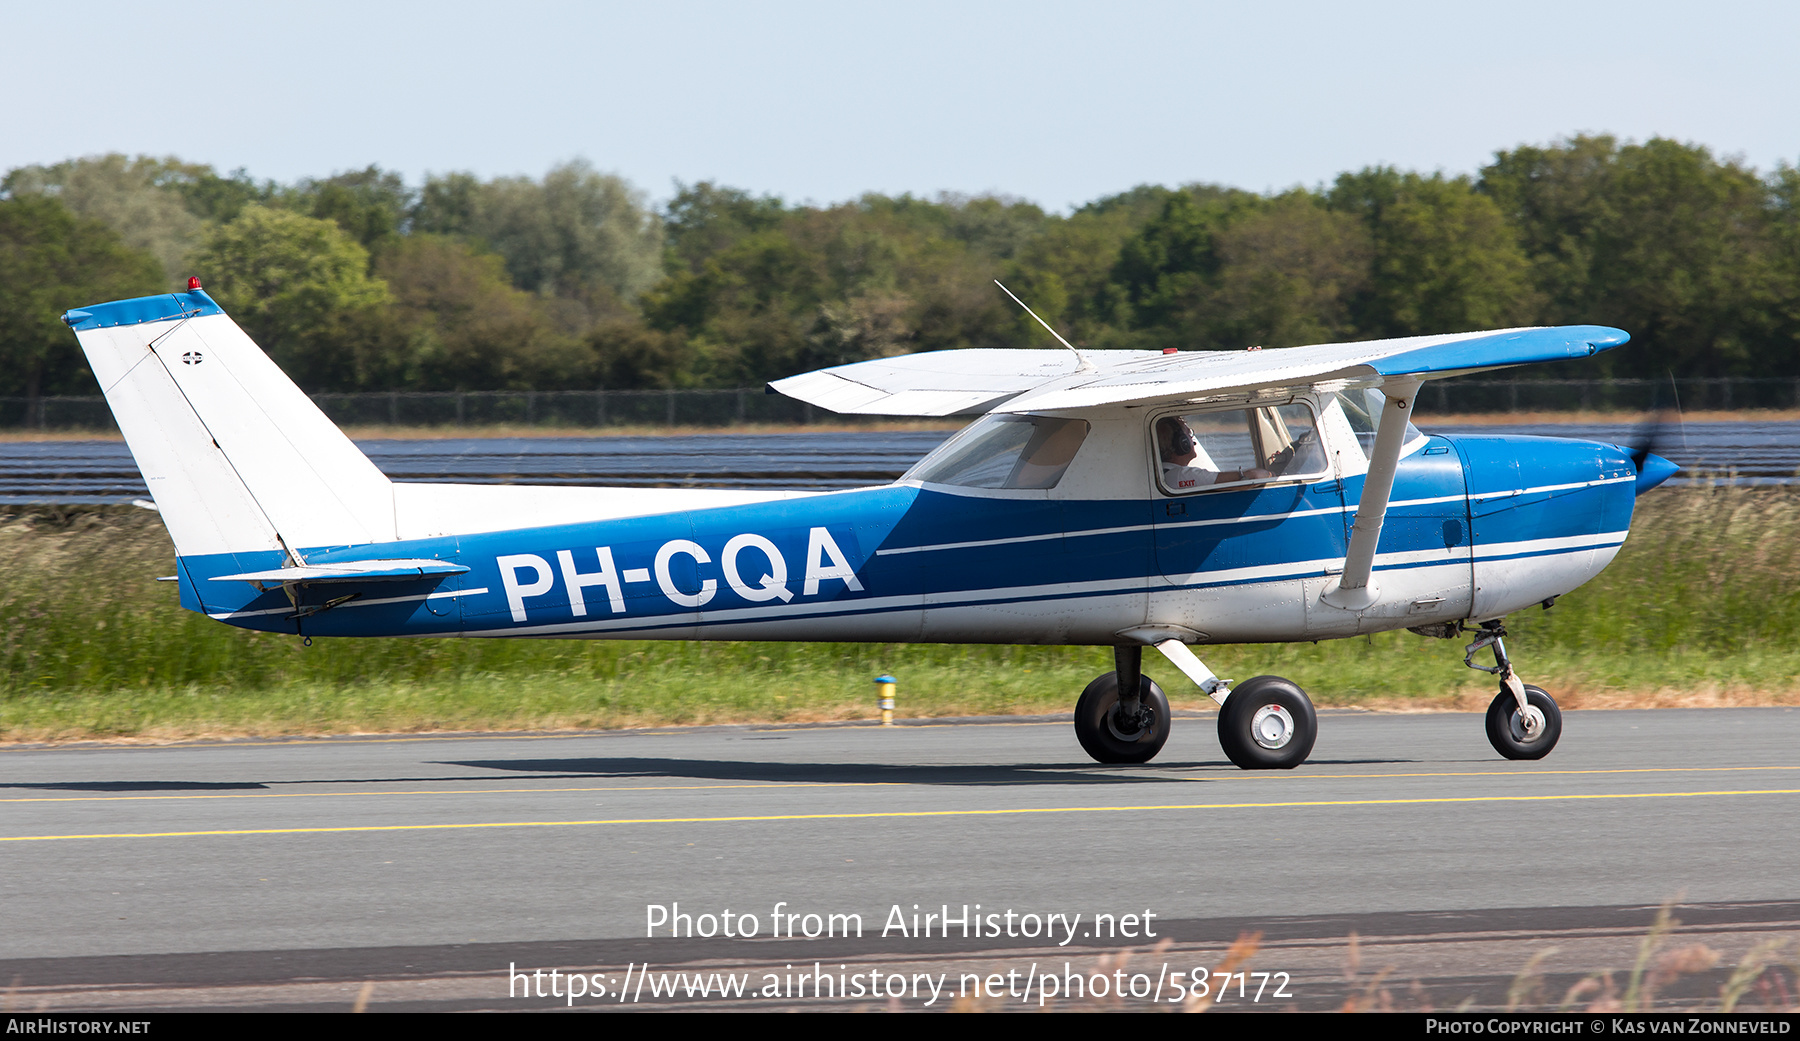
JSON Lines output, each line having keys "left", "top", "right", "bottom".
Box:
{"left": 905, "top": 415, "right": 1090, "bottom": 489}
{"left": 1154, "top": 402, "right": 1330, "bottom": 494}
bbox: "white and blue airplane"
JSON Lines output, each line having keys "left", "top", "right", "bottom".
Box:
{"left": 64, "top": 281, "right": 1677, "bottom": 769}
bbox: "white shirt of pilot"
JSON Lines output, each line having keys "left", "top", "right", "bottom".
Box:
{"left": 1162, "top": 463, "right": 1223, "bottom": 490}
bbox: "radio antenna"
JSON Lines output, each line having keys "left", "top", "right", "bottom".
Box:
{"left": 995, "top": 280, "right": 1096, "bottom": 373}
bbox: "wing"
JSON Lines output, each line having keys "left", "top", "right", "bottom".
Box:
{"left": 767, "top": 326, "right": 1630, "bottom": 416}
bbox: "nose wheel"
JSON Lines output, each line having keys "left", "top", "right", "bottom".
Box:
{"left": 1465, "top": 621, "right": 1563, "bottom": 760}
{"left": 1486, "top": 684, "right": 1562, "bottom": 760}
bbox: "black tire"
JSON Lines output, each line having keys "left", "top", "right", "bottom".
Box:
{"left": 1074, "top": 672, "right": 1172, "bottom": 764}
{"left": 1485, "top": 684, "right": 1562, "bottom": 760}
{"left": 1217, "top": 675, "right": 1317, "bottom": 769}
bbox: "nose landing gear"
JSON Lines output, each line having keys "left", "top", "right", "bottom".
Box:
{"left": 1465, "top": 621, "right": 1562, "bottom": 760}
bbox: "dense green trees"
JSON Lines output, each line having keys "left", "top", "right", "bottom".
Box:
{"left": 1480, "top": 135, "right": 1797, "bottom": 377}
{"left": 3, "top": 138, "right": 1799, "bottom": 396}
{"left": 416, "top": 160, "right": 662, "bottom": 324}
{"left": 1, "top": 156, "right": 654, "bottom": 394}
{"left": 640, "top": 191, "right": 1022, "bottom": 385}
{"left": 2, "top": 155, "right": 209, "bottom": 289}
{"left": 1106, "top": 187, "right": 1371, "bottom": 349}
{"left": 1327, "top": 169, "right": 1536, "bottom": 338}
{"left": 189, "top": 205, "right": 393, "bottom": 389}
{"left": 379, "top": 235, "right": 590, "bottom": 390}
{"left": 0, "top": 196, "right": 163, "bottom": 399}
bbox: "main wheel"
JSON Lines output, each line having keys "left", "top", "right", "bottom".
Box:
{"left": 1217, "top": 675, "right": 1317, "bottom": 769}
{"left": 1485, "top": 684, "right": 1561, "bottom": 760}
{"left": 1074, "top": 672, "right": 1171, "bottom": 764}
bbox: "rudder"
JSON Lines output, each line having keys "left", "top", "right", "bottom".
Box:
{"left": 65, "top": 289, "right": 396, "bottom": 569}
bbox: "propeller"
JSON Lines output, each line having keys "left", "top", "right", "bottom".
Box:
{"left": 1620, "top": 375, "right": 1684, "bottom": 496}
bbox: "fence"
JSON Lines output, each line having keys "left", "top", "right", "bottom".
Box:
{"left": 1412, "top": 377, "right": 1800, "bottom": 414}
{"left": 5, "top": 378, "right": 1800, "bottom": 432}
{"left": 0, "top": 388, "right": 824, "bottom": 433}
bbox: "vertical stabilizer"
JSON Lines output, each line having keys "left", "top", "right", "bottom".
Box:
{"left": 65, "top": 290, "right": 395, "bottom": 559}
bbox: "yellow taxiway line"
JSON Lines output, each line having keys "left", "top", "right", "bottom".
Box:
{"left": 5, "top": 788, "right": 1798, "bottom": 842}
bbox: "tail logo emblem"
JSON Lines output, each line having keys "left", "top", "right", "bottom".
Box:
{"left": 181, "top": 351, "right": 203, "bottom": 365}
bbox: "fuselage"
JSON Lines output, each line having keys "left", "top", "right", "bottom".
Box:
{"left": 174, "top": 397, "right": 1643, "bottom": 646}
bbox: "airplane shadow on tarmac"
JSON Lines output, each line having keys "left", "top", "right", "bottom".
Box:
{"left": 436, "top": 756, "right": 1415, "bottom": 786}
{"left": 0, "top": 756, "right": 1414, "bottom": 792}
{"left": 0, "top": 780, "right": 270, "bottom": 791}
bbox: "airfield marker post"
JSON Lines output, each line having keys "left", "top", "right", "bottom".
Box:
{"left": 874, "top": 675, "right": 896, "bottom": 726}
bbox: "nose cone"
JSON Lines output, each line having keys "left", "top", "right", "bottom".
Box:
{"left": 1634, "top": 452, "right": 1679, "bottom": 496}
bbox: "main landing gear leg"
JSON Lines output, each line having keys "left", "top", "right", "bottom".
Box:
{"left": 1073, "top": 645, "right": 1171, "bottom": 764}
{"left": 1465, "top": 621, "right": 1562, "bottom": 760}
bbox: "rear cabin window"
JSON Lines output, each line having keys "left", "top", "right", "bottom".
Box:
{"left": 1154, "top": 403, "right": 1329, "bottom": 494}
{"left": 905, "top": 415, "right": 1090, "bottom": 489}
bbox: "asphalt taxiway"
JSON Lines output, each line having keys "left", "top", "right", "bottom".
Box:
{"left": 3, "top": 707, "right": 1797, "bottom": 1010}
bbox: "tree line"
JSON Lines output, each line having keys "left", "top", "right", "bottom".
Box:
{"left": 2, "top": 136, "right": 1797, "bottom": 401}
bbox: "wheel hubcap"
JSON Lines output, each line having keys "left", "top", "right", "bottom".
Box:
{"left": 1509, "top": 706, "right": 1546, "bottom": 743}
{"left": 1250, "top": 704, "right": 1295, "bottom": 749}
{"left": 1107, "top": 705, "right": 1152, "bottom": 742}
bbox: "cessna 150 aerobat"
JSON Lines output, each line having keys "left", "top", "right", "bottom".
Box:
{"left": 64, "top": 281, "right": 1676, "bottom": 769}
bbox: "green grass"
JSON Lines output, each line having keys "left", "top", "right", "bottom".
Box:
{"left": 4, "top": 483, "right": 1798, "bottom": 742}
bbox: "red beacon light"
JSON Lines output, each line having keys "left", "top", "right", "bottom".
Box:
{"left": 187, "top": 276, "right": 202, "bottom": 291}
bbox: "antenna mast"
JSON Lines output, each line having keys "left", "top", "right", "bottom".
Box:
{"left": 995, "top": 280, "right": 1096, "bottom": 373}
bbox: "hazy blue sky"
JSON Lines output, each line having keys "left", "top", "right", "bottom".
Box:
{"left": 4, "top": 0, "right": 1795, "bottom": 209}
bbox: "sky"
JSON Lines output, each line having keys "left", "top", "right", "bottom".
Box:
{"left": 3, "top": 0, "right": 1796, "bottom": 211}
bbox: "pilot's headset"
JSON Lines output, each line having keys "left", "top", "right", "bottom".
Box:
{"left": 1156, "top": 417, "right": 1197, "bottom": 461}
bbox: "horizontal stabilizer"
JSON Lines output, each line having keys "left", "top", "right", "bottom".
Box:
{"left": 210, "top": 559, "right": 470, "bottom": 584}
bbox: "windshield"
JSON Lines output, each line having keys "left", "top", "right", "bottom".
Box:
{"left": 904, "top": 415, "right": 1090, "bottom": 489}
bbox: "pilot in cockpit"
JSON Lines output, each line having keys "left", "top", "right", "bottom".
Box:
{"left": 1156, "top": 416, "right": 1272, "bottom": 490}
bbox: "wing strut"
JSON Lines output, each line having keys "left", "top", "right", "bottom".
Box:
{"left": 1321, "top": 378, "right": 1419, "bottom": 611}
